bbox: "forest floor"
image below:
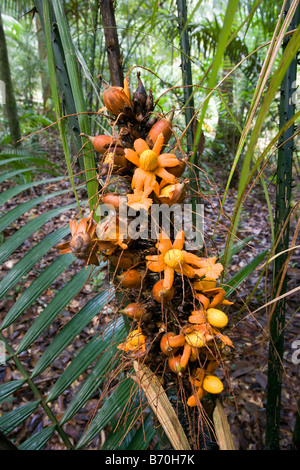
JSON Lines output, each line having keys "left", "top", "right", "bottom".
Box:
{"left": 0, "top": 134, "right": 299, "bottom": 450}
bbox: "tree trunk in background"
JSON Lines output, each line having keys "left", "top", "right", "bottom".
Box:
{"left": 265, "top": 0, "right": 299, "bottom": 450}
{"left": 36, "top": 15, "right": 52, "bottom": 114}
{"left": 176, "top": 0, "right": 195, "bottom": 155}
{"left": 99, "top": 0, "right": 124, "bottom": 86}
{"left": 89, "top": 0, "right": 100, "bottom": 111}
{"left": 0, "top": 9, "right": 21, "bottom": 147}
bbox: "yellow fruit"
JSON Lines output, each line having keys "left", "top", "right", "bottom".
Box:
{"left": 206, "top": 308, "right": 228, "bottom": 328}
{"left": 164, "top": 249, "right": 185, "bottom": 269}
{"left": 127, "top": 329, "right": 146, "bottom": 347}
{"left": 202, "top": 375, "right": 224, "bottom": 394}
{"left": 139, "top": 149, "right": 158, "bottom": 171}
{"left": 185, "top": 331, "right": 205, "bottom": 348}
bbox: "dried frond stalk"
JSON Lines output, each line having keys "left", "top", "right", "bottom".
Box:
{"left": 212, "top": 399, "right": 235, "bottom": 450}
{"left": 133, "top": 361, "right": 191, "bottom": 450}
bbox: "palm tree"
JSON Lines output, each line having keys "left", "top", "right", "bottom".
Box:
{"left": 0, "top": 6, "right": 21, "bottom": 147}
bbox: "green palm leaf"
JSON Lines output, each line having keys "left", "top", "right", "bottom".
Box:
{"left": 47, "top": 315, "right": 125, "bottom": 404}
{"left": 0, "top": 253, "right": 74, "bottom": 330}
{"left": 0, "top": 401, "right": 40, "bottom": 434}
{"left": 101, "top": 404, "right": 153, "bottom": 450}
{"left": 16, "top": 266, "right": 93, "bottom": 355}
{"left": 223, "top": 249, "right": 268, "bottom": 297}
{"left": 75, "top": 377, "right": 137, "bottom": 450}
{"left": 18, "top": 425, "right": 56, "bottom": 451}
{"left": 59, "top": 318, "right": 126, "bottom": 425}
{"left": 31, "top": 287, "right": 113, "bottom": 379}
{"left": 0, "top": 188, "right": 70, "bottom": 233}
{"left": 0, "top": 176, "right": 63, "bottom": 206}
{"left": 0, "top": 379, "right": 26, "bottom": 402}
{"left": 0, "top": 203, "right": 76, "bottom": 264}
{"left": 0, "top": 168, "right": 38, "bottom": 183}
{"left": 0, "top": 226, "right": 69, "bottom": 300}
{"left": 127, "top": 413, "right": 155, "bottom": 450}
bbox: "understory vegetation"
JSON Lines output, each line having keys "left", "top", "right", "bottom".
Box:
{"left": 0, "top": 0, "right": 299, "bottom": 451}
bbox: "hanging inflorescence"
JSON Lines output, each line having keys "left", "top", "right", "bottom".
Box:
{"left": 57, "top": 70, "right": 234, "bottom": 408}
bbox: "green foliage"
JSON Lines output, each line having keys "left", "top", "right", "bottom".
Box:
{"left": 0, "top": 174, "right": 139, "bottom": 449}
{"left": 0, "top": 0, "right": 298, "bottom": 451}
{"left": 0, "top": 170, "right": 269, "bottom": 449}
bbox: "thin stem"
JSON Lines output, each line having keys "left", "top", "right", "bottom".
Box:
{"left": 0, "top": 332, "right": 73, "bottom": 450}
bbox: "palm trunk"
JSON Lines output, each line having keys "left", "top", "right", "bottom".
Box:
{"left": 34, "top": 0, "right": 84, "bottom": 170}
{"left": 176, "top": 0, "right": 195, "bottom": 155}
{"left": 99, "top": 0, "right": 124, "bottom": 86}
{"left": 89, "top": 0, "right": 100, "bottom": 110}
{"left": 36, "top": 15, "right": 52, "bottom": 114}
{"left": 265, "top": 1, "right": 299, "bottom": 450}
{"left": 0, "top": 9, "right": 21, "bottom": 148}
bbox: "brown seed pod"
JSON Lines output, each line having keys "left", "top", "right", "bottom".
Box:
{"left": 145, "top": 115, "right": 157, "bottom": 130}
{"left": 133, "top": 72, "right": 147, "bottom": 121}
{"left": 119, "top": 302, "right": 145, "bottom": 320}
{"left": 80, "top": 134, "right": 116, "bottom": 154}
{"left": 189, "top": 346, "right": 199, "bottom": 362}
{"left": 102, "top": 193, "right": 122, "bottom": 209}
{"left": 57, "top": 212, "right": 100, "bottom": 266}
{"left": 108, "top": 251, "right": 138, "bottom": 270}
{"left": 100, "top": 153, "right": 130, "bottom": 176}
{"left": 157, "top": 183, "right": 186, "bottom": 206}
{"left": 152, "top": 280, "right": 175, "bottom": 303}
{"left": 81, "top": 133, "right": 125, "bottom": 156}
{"left": 103, "top": 152, "right": 128, "bottom": 166}
{"left": 118, "top": 269, "right": 142, "bottom": 289}
{"left": 146, "top": 107, "right": 175, "bottom": 149}
{"left": 145, "top": 89, "right": 154, "bottom": 114}
{"left": 168, "top": 355, "right": 183, "bottom": 374}
{"left": 167, "top": 334, "right": 186, "bottom": 348}
{"left": 166, "top": 158, "right": 186, "bottom": 178}
{"left": 69, "top": 232, "right": 91, "bottom": 259}
{"left": 205, "top": 360, "right": 220, "bottom": 374}
{"left": 102, "top": 78, "right": 133, "bottom": 116}
{"left": 160, "top": 332, "right": 178, "bottom": 356}
{"left": 194, "top": 367, "right": 205, "bottom": 382}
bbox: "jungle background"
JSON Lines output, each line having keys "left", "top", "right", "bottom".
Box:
{"left": 0, "top": 0, "right": 299, "bottom": 451}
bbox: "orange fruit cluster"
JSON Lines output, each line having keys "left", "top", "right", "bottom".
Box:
{"left": 57, "top": 71, "right": 234, "bottom": 408}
